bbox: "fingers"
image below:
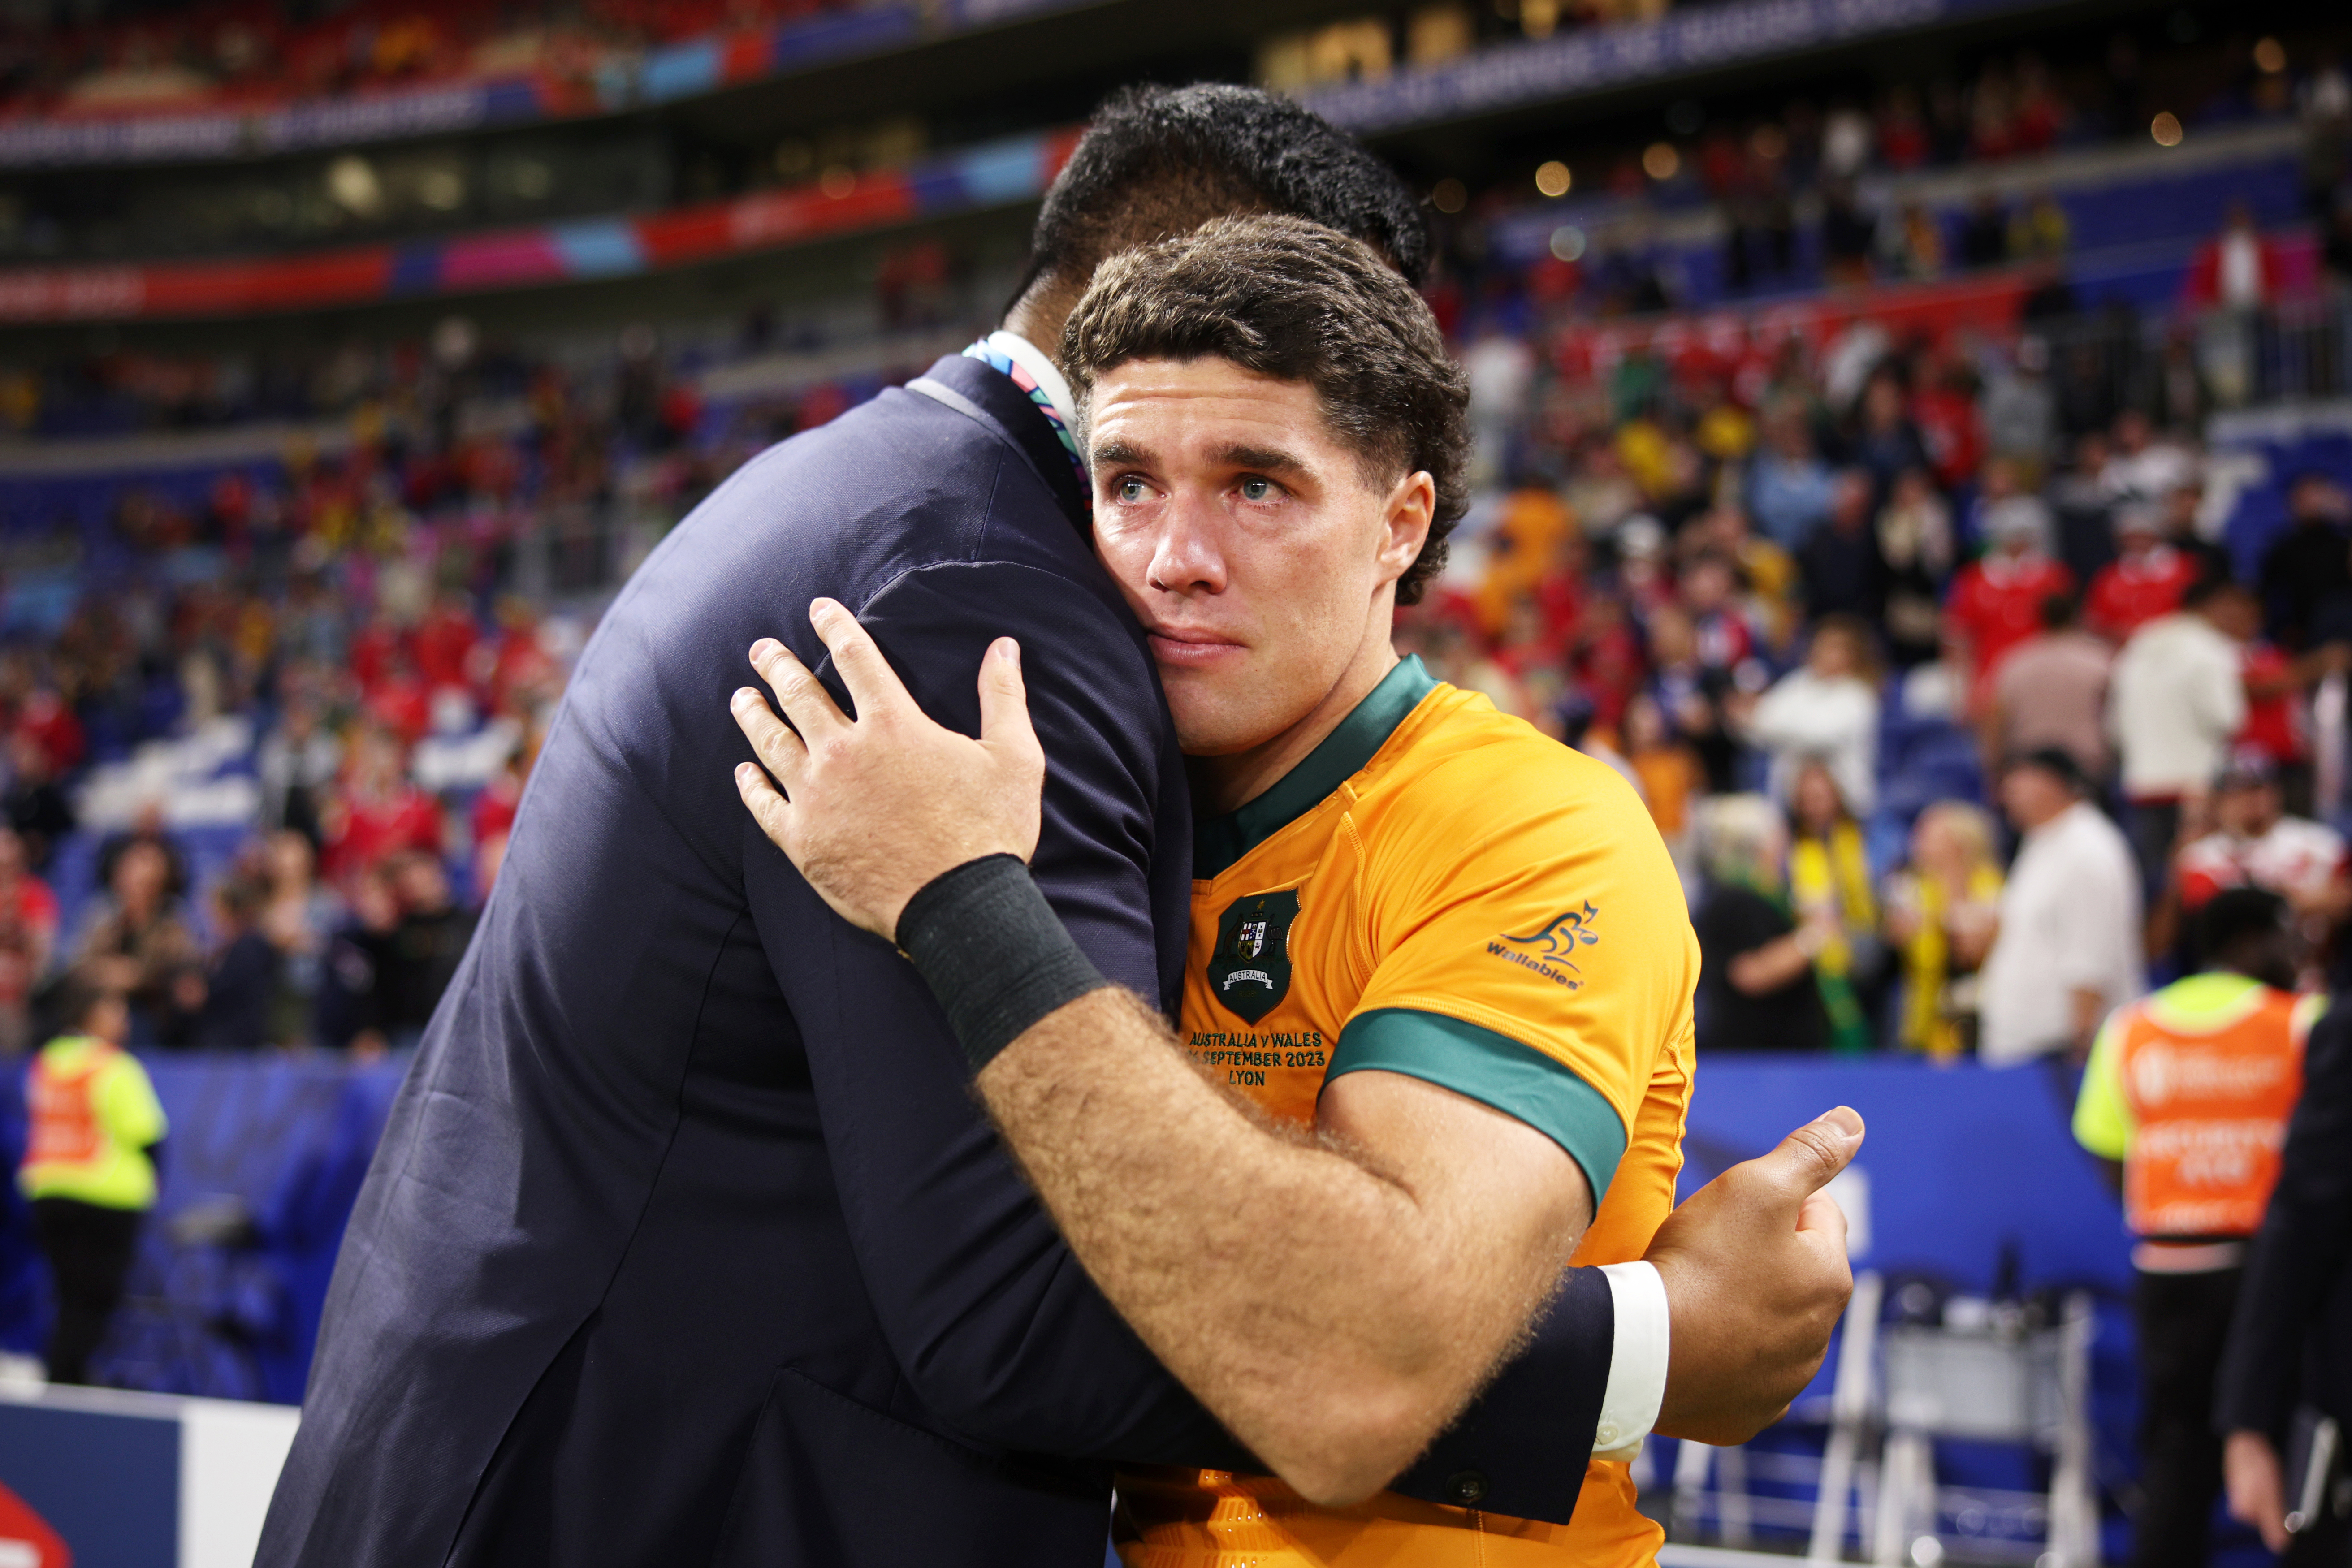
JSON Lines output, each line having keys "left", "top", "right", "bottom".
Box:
{"left": 733, "top": 760, "right": 796, "bottom": 854}
{"left": 749, "top": 636, "right": 850, "bottom": 743}
{"left": 1759, "top": 1106, "right": 1865, "bottom": 1202}
{"left": 731, "top": 684, "right": 810, "bottom": 794}
{"left": 1794, "top": 1188, "right": 1852, "bottom": 1256}
{"left": 976, "top": 638, "right": 1040, "bottom": 763}
{"left": 807, "top": 598, "right": 913, "bottom": 721}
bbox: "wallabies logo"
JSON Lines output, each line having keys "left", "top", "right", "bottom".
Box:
{"left": 1209, "top": 888, "right": 1301, "bottom": 1024}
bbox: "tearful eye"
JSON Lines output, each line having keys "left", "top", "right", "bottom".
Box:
{"left": 1116, "top": 476, "right": 1150, "bottom": 504}
{"left": 1239, "top": 477, "right": 1274, "bottom": 502}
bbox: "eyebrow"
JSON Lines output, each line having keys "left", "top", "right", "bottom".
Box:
{"left": 1214, "top": 443, "right": 1311, "bottom": 477}
{"left": 1092, "top": 438, "right": 1151, "bottom": 470}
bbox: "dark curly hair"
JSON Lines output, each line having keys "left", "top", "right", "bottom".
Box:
{"left": 1018, "top": 83, "right": 1431, "bottom": 307}
{"left": 1062, "top": 214, "right": 1470, "bottom": 605}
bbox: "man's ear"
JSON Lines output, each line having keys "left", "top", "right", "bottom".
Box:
{"left": 1375, "top": 471, "right": 1437, "bottom": 589}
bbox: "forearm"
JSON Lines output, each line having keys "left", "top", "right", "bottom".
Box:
{"left": 1730, "top": 934, "right": 1813, "bottom": 994}
{"left": 977, "top": 986, "right": 1563, "bottom": 1502}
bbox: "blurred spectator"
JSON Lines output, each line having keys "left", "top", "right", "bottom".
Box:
{"left": 2110, "top": 577, "right": 2250, "bottom": 899}
{"left": 2100, "top": 410, "right": 2199, "bottom": 507}
{"left": 2157, "top": 479, "right": 2234, "bottom": 590}
{"left": 2202, "top": 578, "right": 2332, "bottom": 812}
{"left": 2257, "top": 471, "right": 2352, "bottom": 651}
{"left": 183, "top": 876, "right": 279, "bottom": 1051}
{"left": 2186, "top": 201, "right": 2286, "bottom": 311}
{"left": 2072, "top": 887, "right": 2306, "bottom": 1568}
{"left": 1786, "top": 760, "right": 1882, "bottom": 1055}
{"left": 1982, "top": 337, "right": 2057, "bottom": 478}
{"left": 1821, "top": 180, "right": 1877, "bottom": 285}
{"left": 1623, "top": 693, "right": 1702, "bottom": 860}
{"left": 259, "top": 691, "right": 342, "bottom": 846}
{"left": 0, "top": 827, "right": 57, "bottom": 1058}
{"left": 2175, "top": 755, "right": 2350, "bottom": 971}
{"left": 1740, "top": 615, "right": 1881, "bottom": 812}
{"left": 1987, "top": 592, "right": 2113, "bottom": 782}
{"left": 379, "top": 851, "right": 476, "bottom": 1046}
{"left": 2, "top": 732, "right": 75, "bottom": 875}
{"left": 1946, "top": 495, "right": 2074, "bottom": 707}
{"left": 94, "top": 801, "right": 187, "bottom": 907}
{"left": 1884, "top": 801, "right": 2004, "bottom": 1059}
{"left": 259, "top": 830, "right": 340, "bottom": 1049}
{"left": 321, "top": 726, "right": 444, "bottom": 886}
{"left": 2086, "top": 504, "right": 2200, "bottom": 641}
{"left": 2048, "top": 440, "right": 2120, "bottom": 587}
{"left": 69, "top": 838, "right": 197, "bottom": 1050}
{"left": 1749, "top": 410, "right": 1838, "bottom": 549}
{"left": 1645, "top": 605, "right": 1740, "bottom": 794}
{"left": 1980, "top": 747, "right": 2143, "bottom": 1066}
{"left": 1957, "top": 191, "right": 2010, "bottom": 269}
{"left": 20, "top": 978, "right": 165, "bottom": 1387}
{"left": 1874, "top": 469, "right": 1953, "bottom": 665}
{"left": 1853, "top": 371, "right": 1932, "bottom": 496}
{"left": 317, "top": 865, "right": 399, "bottom": 1053}
{"left": 2215, "top": 924, "right": 2352, "bottom": 1556}
{"left": 2008, "top": 192, "right": 2071, "bottom": 261}
{"left": 1692, "top": 794, "right": 1829, "bottom": 1054}
{"left": 1798, "top": 471, "right": 1891, "bottom": 623}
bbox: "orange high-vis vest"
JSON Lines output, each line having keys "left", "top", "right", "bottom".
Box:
{"left": 2113, "top": 985, "right": 2305, "bottom": 1238}
{"left": 26, "top": 1048, "right": 106, "bottom": 1170}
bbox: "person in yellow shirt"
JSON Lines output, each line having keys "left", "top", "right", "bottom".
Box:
{"left": 728, "top": 214, "right": 1863, "bottom": 1561}
{"left": 21, "top": 980, "right": 167, "bottom": 1385}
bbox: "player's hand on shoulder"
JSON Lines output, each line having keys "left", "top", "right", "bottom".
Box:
{"left": 1645, "top": 1106, "right": 1863, "bottom": 1446}
{"left": 730, "top": 598, "right": 1045, "bottom": 940}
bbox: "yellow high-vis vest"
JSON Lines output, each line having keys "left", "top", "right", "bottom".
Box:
{"left": 21, "top": 1035, "right": 167, "bottom": 1212}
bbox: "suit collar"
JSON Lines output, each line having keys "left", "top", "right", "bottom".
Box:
{"left": 917, "top": 353, "right": 1091, "bottom": 536}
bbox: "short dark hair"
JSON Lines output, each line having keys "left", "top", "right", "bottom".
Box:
{"left": 1020, "top": 85, "right": 1431, "bottom": 307}
{"left": 1062, "top": 214, "right": 1470, "bottom": 605}
{"left": 2193, "top": 886, "right": 2289, "bottom": 973}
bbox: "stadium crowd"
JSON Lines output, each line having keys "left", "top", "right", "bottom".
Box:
{"left": 0, "top": 0, "right": 861, "bottom": 121}
{"left": 0, "top": 30, "right": 2348, "bottom": 1072}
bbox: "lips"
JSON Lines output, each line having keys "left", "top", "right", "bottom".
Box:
{"left": 1145, "top": 625, "right": 1245, "bottom": 669}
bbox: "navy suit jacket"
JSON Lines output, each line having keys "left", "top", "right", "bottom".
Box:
{"left": 2218, "top": 1000, "right": 2352, "bottom": 1438}
{"left": 257, "top": 353, "right": 1615, "bottom": 1568}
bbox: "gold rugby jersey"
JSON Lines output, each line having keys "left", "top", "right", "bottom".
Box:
{"left": 1115, "top": 656, "right": 1697, "bottom": 1568}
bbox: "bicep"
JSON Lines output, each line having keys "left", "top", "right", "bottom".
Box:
{"left": 1318, "top": 1069, "right": 1595, "bottom": 1263}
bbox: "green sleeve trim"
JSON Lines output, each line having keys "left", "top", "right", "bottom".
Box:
{"left": 2071, "top": 1014, "right": 2134, "bottom": 1161}
{"left": 1327, "top": 1007, "right": 1630, "bottom": 1205}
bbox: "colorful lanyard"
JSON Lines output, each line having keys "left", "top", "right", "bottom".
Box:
{"left": 961, "top": 339, "right": 1088, "bottom": 490}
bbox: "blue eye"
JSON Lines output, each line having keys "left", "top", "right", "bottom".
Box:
{"left": 1116, "top": 476, "right": 1150, "bottom": 503}
{"left": 1240, "top": 477, "right": 1274, "bottom": 502}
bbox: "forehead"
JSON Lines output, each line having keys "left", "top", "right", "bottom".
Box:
{"left": 1086, "top": 358, "right": 1334, "bottom": 454}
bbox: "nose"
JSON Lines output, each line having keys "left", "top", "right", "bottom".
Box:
{"left": 1147, "top": 493, "right": 1227, "bottom": 598}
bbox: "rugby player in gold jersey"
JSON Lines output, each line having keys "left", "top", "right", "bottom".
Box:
{"left": 728, "top": 214, "right": 1863, "bottom": 1562}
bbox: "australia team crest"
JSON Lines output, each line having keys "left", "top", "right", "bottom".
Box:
{"left": 1209, "top": 888, "right": 1301, "bottom": 1024}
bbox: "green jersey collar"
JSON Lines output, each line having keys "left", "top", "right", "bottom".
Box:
{"left": 1193, "top": 655, "right": 1438, "bottom": 881}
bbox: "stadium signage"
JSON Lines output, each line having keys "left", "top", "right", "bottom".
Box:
{"left": 1304, "top": 0, "right": 2016, "bottom": 135}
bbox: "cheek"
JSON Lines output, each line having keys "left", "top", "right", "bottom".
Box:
{"left": 1091, "top": 527, "right": 1155, "bottom": 608}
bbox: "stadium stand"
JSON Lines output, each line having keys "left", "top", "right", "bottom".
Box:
{"left": 3, "top": 0, "right": 2352, "bottom": 1559}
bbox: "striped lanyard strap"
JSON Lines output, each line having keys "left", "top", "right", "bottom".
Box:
{"left": 961, "top": 338, "right": 1088, "bottom": 490}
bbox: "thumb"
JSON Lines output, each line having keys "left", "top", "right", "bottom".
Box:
{"left": 1758, "top": 1106, "right": 1865, "bottom": 1204}
{"left": 977, "top": 638, "right": 1038, "bottom": 760}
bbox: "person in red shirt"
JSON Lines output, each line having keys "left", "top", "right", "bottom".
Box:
{"left": 412, "top": 592, "right": 480, "bottom": 696}
{"left": 1946, "top": 495, "right": 2074, "bottom": 710}
{"left": 320, "top": 725, "right": 444, "bottom": 886}
{"left": 0, "top": 825, "right": 57, "bottom": 1057}
{"left": 2087, "top": 505, "right": 2201, "bottom": 643}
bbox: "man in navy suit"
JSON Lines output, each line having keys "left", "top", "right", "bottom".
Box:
{"left": 261, "top": 86, "right": 1853, "bottom": 1568}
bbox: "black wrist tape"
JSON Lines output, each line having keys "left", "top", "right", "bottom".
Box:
{"left": 895, "top": 854, "right": 1110, "bottom": 1074}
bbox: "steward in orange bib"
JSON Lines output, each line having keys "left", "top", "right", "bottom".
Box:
{"left": 20, "top": 981, "right": 166, "bottom": 1385}
{"left": 2074, "top": 888, "right": 2313, "bottom": 1568}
